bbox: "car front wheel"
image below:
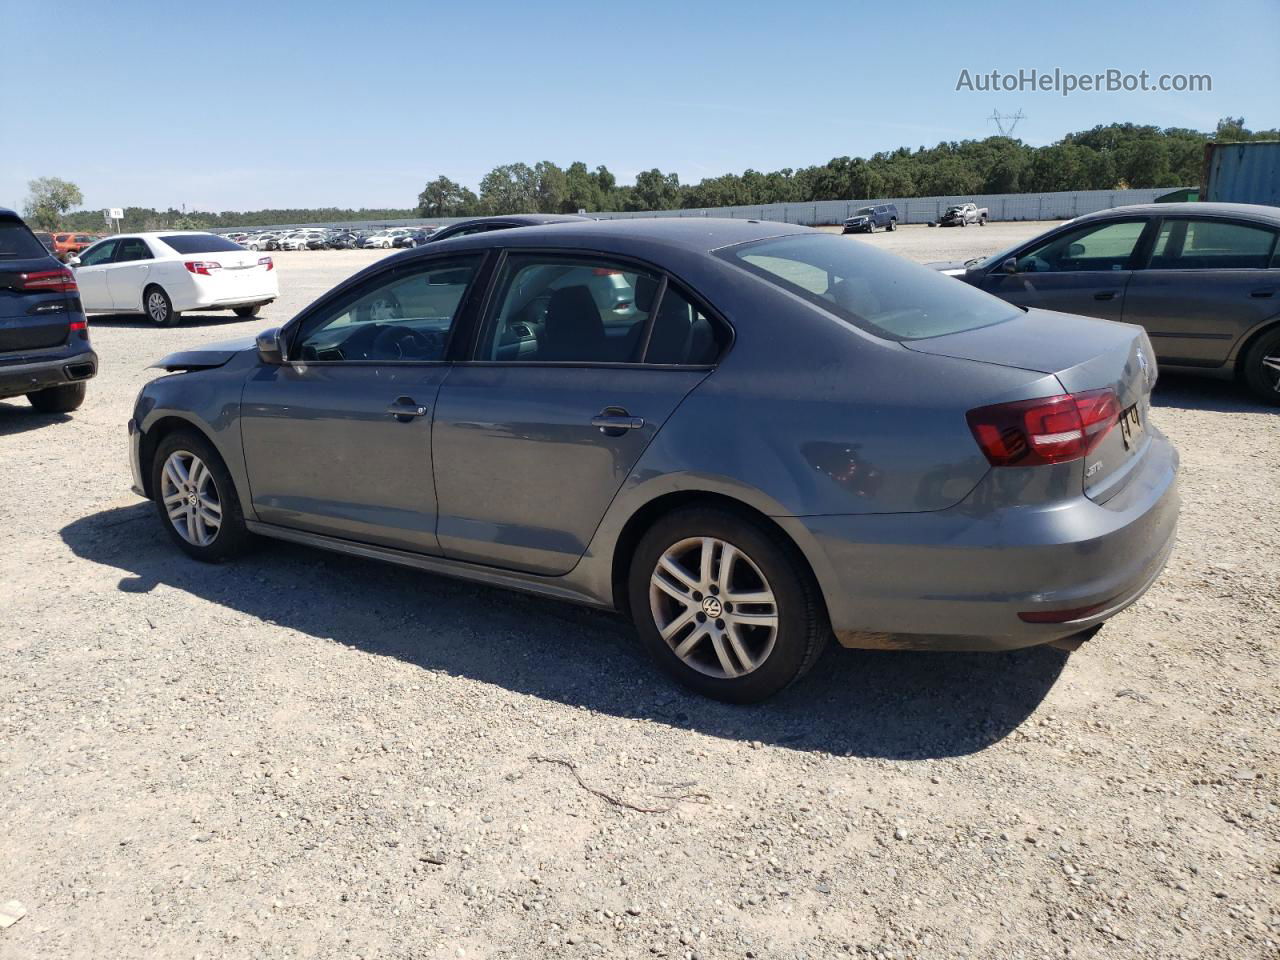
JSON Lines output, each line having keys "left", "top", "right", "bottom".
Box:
{"left": 629, "top": 506, "right": 828, "bottom": 703}
{"left": 151, "top": 430, "right": 252, "bottom": 561}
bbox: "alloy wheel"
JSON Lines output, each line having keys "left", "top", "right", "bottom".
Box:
{"left": 160, "top": 450, "right": 222, "bottom": 547}
{"left": 649, "top": 537, "right": 779, "bottom": 679}
{"left": 147, "top": 290, "right": 168, "bottom": 323}
{"left": 1262, "top": 351, "right": 1280, "bottom": 392}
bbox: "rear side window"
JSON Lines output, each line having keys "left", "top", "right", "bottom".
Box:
{"left": 159, "top": 233, "right": 245, "bottom": 254}
{"left": 644, "top": 287, "right": 724, "bottom": 365}
{"left": 1148, "top": 219, "right": 1278, "bottom": 270}
{"left": 725, "top": 233, "right": 1018, "bottom": 341}
{"left": 0, "top": 220, "right": 51, "bottom": 260}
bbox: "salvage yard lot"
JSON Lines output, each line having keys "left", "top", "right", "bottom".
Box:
{"left": 1, "top": 222, "right": 1277, "bottom": 959}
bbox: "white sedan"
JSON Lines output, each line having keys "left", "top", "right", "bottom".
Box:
{"left": 71, "top": 232, "right": 278, "bottom": 326}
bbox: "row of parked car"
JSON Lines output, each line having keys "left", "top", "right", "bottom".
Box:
{"left": 226, "top": 226, "right": 439, "bottom": 252}
{"left": 4, "top": 201, "right": 1279, "bottom": 701}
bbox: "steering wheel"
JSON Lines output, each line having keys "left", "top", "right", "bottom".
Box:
{"left": 371, "top": 325, "right": 440, "bottom": 361}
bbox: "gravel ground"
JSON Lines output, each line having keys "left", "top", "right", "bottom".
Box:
{"left": 2, "top": 223, "right": 1277, "bottom": 960}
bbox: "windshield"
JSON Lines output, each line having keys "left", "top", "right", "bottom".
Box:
{"left": 855, "top": 207, "right": 875, "bottom": 215}
{"left": 160, "top": 233, "right": 246, "bottom": 254}
{"left": 723, "top": 233, "right": 1019, "bottom": 341}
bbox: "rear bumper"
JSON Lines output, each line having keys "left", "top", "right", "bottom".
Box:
{"left": 784, "top": 430, "right": 1180, "bottom": 651}
{"left": 0, "top": 348, "right": 97, "bottom": 400}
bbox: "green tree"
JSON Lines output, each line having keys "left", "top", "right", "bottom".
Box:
{"left": 533, "top": 161, "right": 568, "bottom": 214}
{"left": 23, "top": 177, "right": 84, "bottom": 230}
{"left": 477, "top": 163, "right": 539, "bottom": 215}
{"left": 417, "top": 176, "right": 478, "bottom": 217}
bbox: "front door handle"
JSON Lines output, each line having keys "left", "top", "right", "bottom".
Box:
{"left": 1093, "top": 290, "right": 1119, "bottom": 301}
{"left": 1250, "top": 288, "right": 1276, "bottom": 298}
{"left": 592, "top": 408, "right": 645, "bottom": 435}
{"left": 387, "top": 396, "right": 428, "bottom": 422}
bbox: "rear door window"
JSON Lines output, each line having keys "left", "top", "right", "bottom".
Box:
{"left": 1147, "top": 219, "right": 1278, "bottom": 270}
{"left": 115, "top": 238, "right": 154, "bottom": 262}
{"left": 0, "top": 219, "right": 51, "bottom": 260}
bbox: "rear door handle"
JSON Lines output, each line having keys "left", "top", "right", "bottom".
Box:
{"left": 1250, "top": 288, "right": 1275, "bottom": 298}
{"left": 1094, "top": 290, "right": 1119, "bottom": 301}
{"left": 387, "top": 396, "right": 429, "bottom": 421}
{"left": 591, "top": 409, "right": 645, "bottom": 434}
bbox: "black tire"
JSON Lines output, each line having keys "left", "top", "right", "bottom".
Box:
{"left": 628, "top": 506, "right": 829, "bottom": 704}
{"left": 886, "top": 218, "right": 896, "bottom": 232}
{"left": 1241, "top": 326, "right": 1280, "bottom": 405}
{"left": 27, "top": 381, "right": 86, "bottom": 413}
{"left": 144, "top": 285, "right": 179, "bottom": 326}
{"left": 979, "top": 217, "right": 987, "bottom": 226}
{"left": 150, "top": 428, "right": 253, "bottom": 562}
{"left": 233, "top": 305, "right": 261, "bottom": 318}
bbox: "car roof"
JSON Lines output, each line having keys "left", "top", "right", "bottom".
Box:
{"left": 429, "top": 216, "right": 811, "bottom": 253}
{"left": 1075, "top": 201, "right": 1280, "bottom": 226}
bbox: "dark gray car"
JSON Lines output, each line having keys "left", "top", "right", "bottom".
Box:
{"left": 426, "top": 213, "right": 591, "bottom": 244}
{"left": 128, "top": 219, "right": 1179, "bottom": 702}
{"left": 929, "top": 202, "right": 1280, "bottom": 402}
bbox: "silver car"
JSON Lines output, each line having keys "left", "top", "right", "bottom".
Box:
{"left": 127, "top": 219, "right": 1179, "bottom": 702}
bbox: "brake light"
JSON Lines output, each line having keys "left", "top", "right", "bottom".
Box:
{"left": 966, "top": 388, "right": 1120, "bottom": 467}
{"left": 69, "top": 320, "right": 87, "bottom": 331}
{"left": 184, "top": 260, "right": 222, "bottom": 276}
{"left": 18, "top": 267, "right": 77, "bottom": 292}
{"left": 258, "top": 256, "right": 274, "bottom": 270}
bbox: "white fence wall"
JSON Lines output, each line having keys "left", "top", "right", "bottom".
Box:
{"left": 217, "top": 187, "right": 1188, "bottom": 233}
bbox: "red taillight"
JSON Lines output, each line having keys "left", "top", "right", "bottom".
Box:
{"left": 966, "top": 388, "right": 1120, "bottom": 467}
{"left": 184, "top": 260, "right": 222, "bottom": 276}
{"left": 18, "top": 267, "right": 78, "bottom": 293}
{"left": 69, "top": 320, "right": 87, "bottom": 331}
{"left": 258, "top": 256, "right": 274, "bottom": 271}
{"left": 1018, "top": 600, "right": 1113, "bottom": 623}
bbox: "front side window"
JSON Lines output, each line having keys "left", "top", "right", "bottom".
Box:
{"left": 477, "top": 256, "right": 656, "bottom": 363}
{"left": 115, "top": 238, "right": 153, "bottom": 262}
{"left": 725, "top": 232, "right": 1018, "bottom": 341}
{"left": 296, "top": 256, "right": 479, "bottom": 363}
{"left": 1148, "top": 219, "right": 1278, "bottom": 270}
{"left": 77, "top": 239, "right": 118, "bottom": 266}
{"left": 1016, "top": 220, "right": 1146, "bottom": 273}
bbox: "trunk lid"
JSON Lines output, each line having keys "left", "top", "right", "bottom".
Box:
{"left": 905, "top": 308, "right": 1157, "bottom": 502}
{"left": 0, "top": 255, "right": 74, "bottom": 353}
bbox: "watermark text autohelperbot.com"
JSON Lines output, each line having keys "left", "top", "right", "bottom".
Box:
{"left": 956, "top": 68, "right": 1212, "bottom": 96}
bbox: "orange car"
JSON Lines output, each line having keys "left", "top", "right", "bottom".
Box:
{"left": 52, "top": 232, "right": 99, "bottom": 256}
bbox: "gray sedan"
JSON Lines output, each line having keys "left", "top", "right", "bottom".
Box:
{"left": 929, "top": 202, "right": 1280, "bottom": 402}
{"left": 128, "top": 219, "right": 1179, "bottom": 702}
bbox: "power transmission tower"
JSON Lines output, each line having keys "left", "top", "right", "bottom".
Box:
{"left": 988, "top": 109, "right": 1026, "bottom": 138}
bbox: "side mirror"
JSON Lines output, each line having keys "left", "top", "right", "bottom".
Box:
{"left": 66, "top": 256, "right": 81, "bottom": 267}
{"left": 1001, "top": 257, "right": 1018, "bottom": 275}
{"left": 256, "top": 326, "right": 286, "bottom": 365}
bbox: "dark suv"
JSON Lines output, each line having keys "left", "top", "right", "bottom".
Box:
{"left": 842, "top": 203, "right": 899, "bottom": 234}
{"left": 0, "top": 208, "right": 97, "bottom": 413}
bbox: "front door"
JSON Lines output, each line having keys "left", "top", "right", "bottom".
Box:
{"left": 432, "top": 254, "right": 717, "bottom": 575}
{"left": 240, "top": 253, "right": 483, "bottom": 554}
{"left": 1122, "top": 216, "right": 1280, "bottom": 366}
{"left": 977, "top": 217, "right": 1151, "bottom": 324}
{"left": 72, "top": 238, "right": 118, "bottom": 312}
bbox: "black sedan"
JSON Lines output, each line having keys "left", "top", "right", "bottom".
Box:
{"left": 426, "top": 213, "right": 590, "bottom": 244}
{"left": 929, "top": 202, "right": 1280, "bottom": 402}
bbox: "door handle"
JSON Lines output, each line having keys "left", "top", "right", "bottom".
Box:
{"left": 387, "top": 396, "right": 428, "bottom": 422}
{"left": 1250, "top": 288, "right": 1275, "bottom": 298}
{"left": 1093, "top": 290, "right": 1118, "bottom": 301}
{"left": 591, "top": 409, "right": 645, "bottom": 434}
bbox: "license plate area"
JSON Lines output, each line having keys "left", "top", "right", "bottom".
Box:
{"left": 1119, "top": 403, "right": 1144, "bottom": 450}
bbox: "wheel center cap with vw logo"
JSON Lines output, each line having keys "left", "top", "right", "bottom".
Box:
{"left": 702, "top": 596, "right": 723, "bottom": 618}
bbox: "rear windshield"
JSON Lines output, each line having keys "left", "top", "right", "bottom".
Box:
{"left": 723, "top": 233, "right": 1019, "bottom": 341}
{"left": 0, "top": 220, "right": 51, "bottom": 260}
{"left": 160, "top": 233, "right": 245, "bottom": 254}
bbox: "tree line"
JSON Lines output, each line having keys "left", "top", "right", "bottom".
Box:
{"left": 36, "top": 118, "right": 1278, "bottom": 231}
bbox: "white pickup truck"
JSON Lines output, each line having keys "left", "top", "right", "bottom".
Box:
{"left": 936, "top": 203, "right": 989, "bottom": 227}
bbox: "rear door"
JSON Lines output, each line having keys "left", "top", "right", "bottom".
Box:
{"left": 432, "top": 252, "right": 721, "bottom": 575}
{"left": 72, "top": 238, "right": 118, "bottom": 311}
{"left": 240, "top": 252, "right": 484, "bottom": 554}
{"left": 977, "top": 217, "right": 1152, "bottom": 323}
{"left": 1121, "top": 217, "right": 1280, "bottom": 366}
{"left": 0, "top": 218, "right": 73, "bottom": 353}
{"left": 106, "top": 236, "right": 155, "bottom": 310}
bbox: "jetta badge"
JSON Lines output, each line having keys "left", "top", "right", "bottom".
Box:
{"left": 1136, "top": 347, "right": 1150, "bottom": 385}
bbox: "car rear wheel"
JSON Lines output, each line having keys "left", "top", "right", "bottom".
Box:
{"left": 629, "top": 507, "right": 828, "bottom": 703}
{"left": 234, "top": 305, "right": 261, "bottom": 318}
{"left": 151, "top": 430, "right": 252, "bottom": 561}
{"left": 1241, "top": 326, "right": 1280, "bottom": 405}
{"left": 886, "top": 219, "right": 896, "bottom": 231}
{"left": 27, "top": 381, "right": 86, "bottom": 413}
{"left": 144, "top": 285, "right": 179, "bottom": 326}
